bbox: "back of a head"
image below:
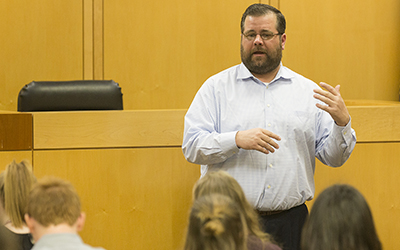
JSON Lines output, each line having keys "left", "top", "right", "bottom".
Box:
{"left": 193, "top": 171, "right": 268, "bottom": 241}
{"left": 26, "top": 176, "right": 81, "bottom": 227}
{"left": 301, "top": 184, "right": 382, "bottom": 250}
{"left": 184, "top": 194, "right": 248, "bottom": 250}
{"left": 1, "top": 160, "right": 36, "bottom": 228}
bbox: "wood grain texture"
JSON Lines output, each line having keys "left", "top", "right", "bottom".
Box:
{"left": 33, "top": 148, "right": 200, "bottom": 250}
{"left": 0, "top": 113, "right": 32, "bottom": 150}
{"left": 0, "top": 0, "right": 83, "bottom": 111}
{"left": 33, "top": 110, "right": 186, "bottom": 149}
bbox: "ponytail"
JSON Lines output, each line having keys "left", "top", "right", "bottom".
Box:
{"left": 3, "top": 160, "right": 36, "bottom": 228}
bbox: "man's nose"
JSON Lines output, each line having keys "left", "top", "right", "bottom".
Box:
{"left": 253, "top": 34, "right": 264, "bottom": 45}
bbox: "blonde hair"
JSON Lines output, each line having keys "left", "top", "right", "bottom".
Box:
{"left": 26, "top": 176, "right": 81, "bottom": 226}
{"left": 193, "top": 171, "right": 271, "bottom": 242}
{"left": 0, "top": 160, "right": 36, "bottom": 228}
{"left": 184, "top": 194, "right": 248, "bottom": 250}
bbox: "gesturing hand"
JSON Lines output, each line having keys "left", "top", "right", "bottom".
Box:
{"left": 235, "top": 128, "right": 281, "bottom": 154}
{"left": 313, "top": 82, "right": 350, "bottom": 126}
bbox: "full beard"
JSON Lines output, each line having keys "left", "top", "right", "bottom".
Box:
{"left": 241, "top": 45, "right": 282, "bottom": 75}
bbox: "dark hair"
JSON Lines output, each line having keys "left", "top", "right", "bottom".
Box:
{"left": 301, "top": 184, "right": 382, "bottom": 250}
{"left": 241, "top": 4, "right": 286, "bottom": 34}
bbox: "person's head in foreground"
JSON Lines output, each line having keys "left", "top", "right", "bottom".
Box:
{"left": 24, "top": 176, "right": 85, "bottom": 242}
{"left": 301, "top": 184, "right": 382, "bottom": 250}
{"left": 193, "top": 171, "right": 271, "bottom": 242}
{"left": 184, "top": 194, "right": 248, "bottom": 250}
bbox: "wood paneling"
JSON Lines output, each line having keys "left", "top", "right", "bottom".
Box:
{"left": 0, "top": 151, "right": 32, "bottom": 172}
{"left": 0, "top": 0, "right": 83, "bottom": 111}
{"left": 33, "top": 110, "right": 186, "bottom": 149}
{"left": 0, "top": 112, "right": 32, "bottom": 150}
{"left": 103, "top": 0, "right": 255, "bottom": 110}
{"left": 33, "top": 148, "right": 200, "bottom": 250}
{"left": 281, "top": 0, "right": 400, "bottom": 101}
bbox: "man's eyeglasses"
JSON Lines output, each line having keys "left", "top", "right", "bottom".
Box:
{"left": 242, "top": 32, "right": 282, "bottom": 41}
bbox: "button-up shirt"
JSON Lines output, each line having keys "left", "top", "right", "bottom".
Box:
{"left": 182, "top": 63, "right": 356, "bottom": 211}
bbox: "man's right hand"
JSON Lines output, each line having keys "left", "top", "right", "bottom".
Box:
{"left": 235, "top": 128, "right": 281, "bottom": 154}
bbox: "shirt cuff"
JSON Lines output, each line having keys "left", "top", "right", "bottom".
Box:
{"left": 332, "top": 116, "right": 354, "bottom": 146}
{"left": 218, "top": 131, "right": 240, "bottom": 157}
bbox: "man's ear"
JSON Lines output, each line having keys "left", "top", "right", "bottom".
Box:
{"left": 24, "top": 214, "right": 35, "bottom": 232}
{"left": 281, "top": 33, "right": 287, "bottom": 50}
{"left": 76, "top": 212, "right": 86, "bottom": 232}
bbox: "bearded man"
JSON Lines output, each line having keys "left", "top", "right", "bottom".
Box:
{"left": 182, "top": 3, "right": 356, "bottom": 250}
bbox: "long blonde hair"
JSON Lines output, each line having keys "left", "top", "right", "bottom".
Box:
{"left": 184, "top": 194, "right": 248, "bottom": 250}
{"left": 193, "top": 171, "right": 272, "bottom": 242}
{"left": 0, "top": 160, "right": 36, "bottom": 228}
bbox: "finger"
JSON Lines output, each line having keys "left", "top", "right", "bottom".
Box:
{"left": 261, "top": 130, "right": 281, "bottom": 141}
{"left": 314, "top": 93, "right": 334, "bottom": 106}
{"left": 319, "top": 82, "right": 338, "bottom": 95}
{"left": 256, "top": 145, "right": 270, "bottom": 154}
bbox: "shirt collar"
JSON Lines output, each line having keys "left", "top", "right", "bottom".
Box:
{"left": 237, "top": 62, "right": 295, "bottom": 83}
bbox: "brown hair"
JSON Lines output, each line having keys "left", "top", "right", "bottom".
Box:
{"left": 26, "top": 176, "right": 81, "bottom": 226}
{"left": 0, "top": 160, "right": 36, "bottom": 228}
{"left": 240, "top": 4, "right": 286, "bottom": 34}
{"left": 193, "top": 171, "right": 272, "bottom": 242}
{"left": 301, "top": 184, "right": 382, "bottom": 250}
{"left": 184, "top": 194, "right": 248, "bottom": 250}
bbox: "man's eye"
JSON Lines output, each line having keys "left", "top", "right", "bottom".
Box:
{"left": 261, "top": 34, "right": 273, "bottom": 39}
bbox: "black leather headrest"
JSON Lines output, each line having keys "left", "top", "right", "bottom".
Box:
{"left": 18, "top": 80, "right": 123, "bottom": 112}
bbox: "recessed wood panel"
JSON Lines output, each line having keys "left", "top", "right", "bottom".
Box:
{"left": 0, "top": 112, "right": 32, "bottom": 150}
{"left": 33, "top": 148, "right": 200, "bottom": 250}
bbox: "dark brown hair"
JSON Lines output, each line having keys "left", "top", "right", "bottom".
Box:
{"left": 301, "top": 184, "right": 382, "bottom": 250}
{"left": 241, "top": 4, "right": 286, "bottom": 34}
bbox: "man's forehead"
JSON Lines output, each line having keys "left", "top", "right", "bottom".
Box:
{"left": 244, "top": 14, "right": 277, "bottom": 31}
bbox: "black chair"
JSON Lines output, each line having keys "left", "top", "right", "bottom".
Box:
{"left": 17, "top": 80, "right": 123, "bottom": 112}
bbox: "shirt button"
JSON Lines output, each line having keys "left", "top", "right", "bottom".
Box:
{"left": 344, "top": 131, "right": 347, "bottom": 135}
{"left": 269, "top": 164, "right": 273, "bottom": 168}
{"left": 267, "top": 185, "right": 271, "bottom": 189}
{"left": 267, "top": 104, "right": 270, "bottom": 107}
{"left": 268, "top": 123, "right": 271, "bottom": 127}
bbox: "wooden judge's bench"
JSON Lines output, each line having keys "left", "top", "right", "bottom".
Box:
{"left": 1, "top": 101, "right": 400, "bottom": 250}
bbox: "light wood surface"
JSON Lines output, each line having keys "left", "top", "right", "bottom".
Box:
{"left": 33, "top": 110, "right": 186, "bottom": 149}
{"left": 281, "top": 0, "right": 400, "bottom": 101}
{"left": 103, "top": 0, "right": 255, "bottom": 110}
{"left": 0, "top": 0, "right": 83, "bottom": 111}
{"left": 0, "top": 151, "right": 32, "bottom": 172}
{"left": 33, "top": 147, "right": 199, "bottom": 250}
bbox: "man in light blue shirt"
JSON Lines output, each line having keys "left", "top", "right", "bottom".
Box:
{"left": 182, "top": 4, "right": 356, "bottom": 250}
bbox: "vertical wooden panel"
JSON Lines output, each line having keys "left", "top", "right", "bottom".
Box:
{"left": 83, "top": 0, "right": 94, "bottom": 80}
{"left": 93, "top": 0, "right": 104, "bottom": 80}
{"left": 103, "top": 0, "right": 255, "bottom": 110}
{"left": 33, "top": 148, "right": 200, "bottom": 250}
{"left": 0, "top": 0, "right": 83, "bottom": 111}
{"left": 280, "top": 0, "right": 400, "bottom": 101}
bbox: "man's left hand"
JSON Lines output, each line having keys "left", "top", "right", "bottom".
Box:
{"left": 313, "top": 82, "right": 350, "bottom": 126}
